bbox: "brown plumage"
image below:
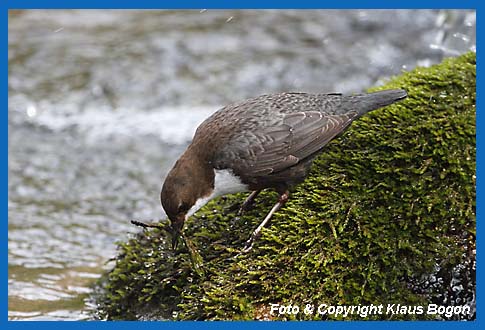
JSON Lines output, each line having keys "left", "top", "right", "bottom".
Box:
{"left": 161, "top": 89, "right": 407, "bottom": 252}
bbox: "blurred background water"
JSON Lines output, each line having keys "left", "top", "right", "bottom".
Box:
{"left": 8, "top": 10, "right": 476, "bottom": 320}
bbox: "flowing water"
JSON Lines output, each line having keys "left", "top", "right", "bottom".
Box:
{"left": 8, "top": 9, "right": 476, "bottom": 320}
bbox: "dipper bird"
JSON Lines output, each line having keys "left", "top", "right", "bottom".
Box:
{"left": 161, "top": 89, "right": 407, "bottom": 252}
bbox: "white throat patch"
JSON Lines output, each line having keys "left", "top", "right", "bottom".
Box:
{"left": 186, "top": 169, "right": 249, "bottom": 219}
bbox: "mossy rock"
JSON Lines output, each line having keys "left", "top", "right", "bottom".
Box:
{"left": 93, "top": 52, "right": 476, "bottom": 320}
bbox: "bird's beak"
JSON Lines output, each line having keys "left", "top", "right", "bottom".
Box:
{"left": 171, "top": 232, "right": 180, "bottom": 249}
{"left": 170, "top": 215, "right": 185, "bottom": 250}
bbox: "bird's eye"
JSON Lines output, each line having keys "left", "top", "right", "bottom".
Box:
{"left": 177, "top": 202, "right": 189, "bottom": 213}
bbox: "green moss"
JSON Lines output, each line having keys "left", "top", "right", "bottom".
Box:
{"left": 93, "top": 52, "right": 476, "bottom": 320}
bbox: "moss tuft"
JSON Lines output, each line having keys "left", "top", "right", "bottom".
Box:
{"left": 94, "top": 52, "right": 476, "bottom": 320}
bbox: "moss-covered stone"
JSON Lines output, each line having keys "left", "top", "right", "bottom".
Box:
{"left": 93, "top": 52, "right": 476, "bottom": 320}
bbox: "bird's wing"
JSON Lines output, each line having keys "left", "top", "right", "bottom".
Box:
{"left": 216, "top": 110, "right": 359, "bottom": 176}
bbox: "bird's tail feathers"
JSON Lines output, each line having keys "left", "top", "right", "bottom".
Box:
{"left": 346, "top": 89, "right": 408, "bottom": 116}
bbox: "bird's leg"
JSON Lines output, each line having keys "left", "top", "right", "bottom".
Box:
{"left": 227, "top": 190, "right": 261, "bottom": 214}
{"left": 241, "top": 190, "right": 289, "bottom": 253}
{"left": 238, "top": 190, "right": 261, "bottom": 215}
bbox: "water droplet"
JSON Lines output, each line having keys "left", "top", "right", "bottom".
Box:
{"left": 453, "top": 33, "right": 470, "bottom": 43}
{"left": 26, "top": 104, "right": 37, "bottom": 117}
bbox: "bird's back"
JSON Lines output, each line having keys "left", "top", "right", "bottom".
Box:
{"left": 190, "top": 90, "right": 407, "bottom": 183}
{"left": 195, "top": 90, "right": 406, "bottom": 137}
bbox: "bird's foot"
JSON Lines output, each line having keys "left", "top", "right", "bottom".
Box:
{"left": 241, "top": 230, "right": 261, "bottom": 253}
{"left": 226, "top": 202, "right": 241, "bottom": 213}
{"left": 231, "top": 231, "right": 260, "bottom": 258}
{"left": 237, "top": 202, "right": 255, "bottom": 215}
{"left": 236, "top": 190, "right": 289, "bottom": 255}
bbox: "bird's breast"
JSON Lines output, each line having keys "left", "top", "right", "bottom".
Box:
{"left": 212, "top": 168, "right": 250, "bottom": 197}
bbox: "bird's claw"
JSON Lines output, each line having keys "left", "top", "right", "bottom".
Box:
{"left": 241, "top": 231, "right": 260, "bottom": 253}
{"left": 237, "top": 203, "right": 255, "bottom": 216}
{"left": 227, "top": 202, "right": 241, "bottom": 213}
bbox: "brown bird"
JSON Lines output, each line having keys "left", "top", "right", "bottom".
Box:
{"left": 160, "top": 90, "right": 407, "bottom": 252}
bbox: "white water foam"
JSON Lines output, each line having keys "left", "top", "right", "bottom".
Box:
{"left": 11, "top": 98, "right": 216, "bottom": 145}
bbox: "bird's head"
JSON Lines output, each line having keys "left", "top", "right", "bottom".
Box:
{"left": 160, "top": 176, "right": 194, "bottom": 249}
{"left": 160, "top": 158, "right": 214, "bottom": 249}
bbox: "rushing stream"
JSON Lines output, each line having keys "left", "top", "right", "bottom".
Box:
{"left": 8, "top": 10, "right": 475, "bottom": 320}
